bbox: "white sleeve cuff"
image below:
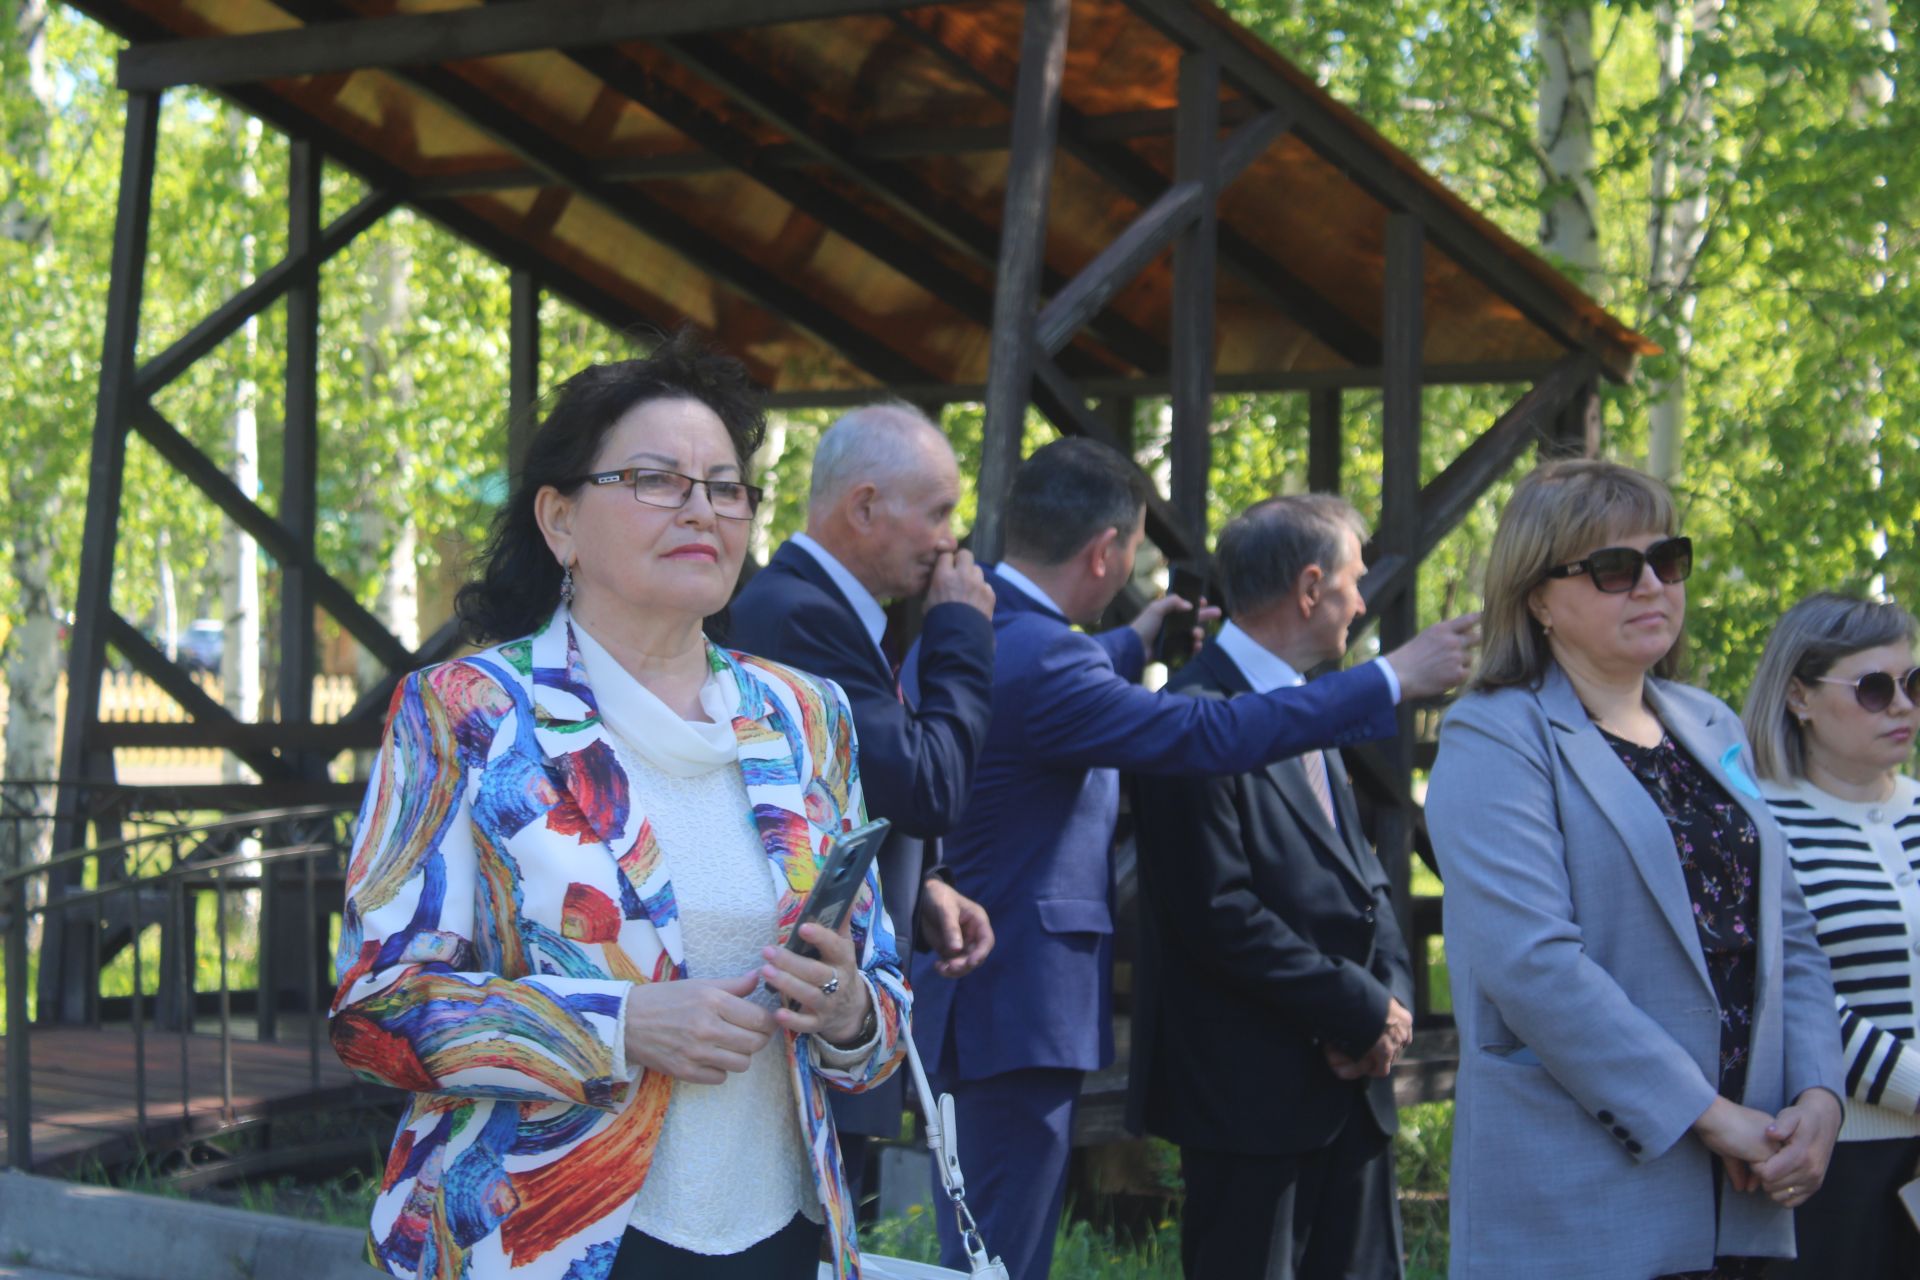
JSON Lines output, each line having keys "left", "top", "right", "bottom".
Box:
{"left": 1371, "top": 655, "right": 1402, "bottom": 705}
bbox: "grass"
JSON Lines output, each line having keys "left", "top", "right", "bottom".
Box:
{"left": 864, "top": 1103, "right": 1453, "bottom": 1279}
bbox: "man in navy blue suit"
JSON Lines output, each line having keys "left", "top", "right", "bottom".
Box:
{"left": 727, "top": 403, "right": 998, "bottom": 1191}
{"left": 908, "top": 440, "right": 1477, "bottom": 1279}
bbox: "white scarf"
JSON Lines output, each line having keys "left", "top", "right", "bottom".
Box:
{"left": 569, "top": 616, "right": 741, "bottom": 777}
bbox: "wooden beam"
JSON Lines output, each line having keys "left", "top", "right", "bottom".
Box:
{"left": 974, "top": 0, "right": 1071, "bottom": 564}
{"left": 130, "top": 404, "right": 413, "bottom": 674}
{"left": 280, "top": 139, "right": 322, "bottom": 741}
{"left": 892, "top": 15, "right": 1382, "bottom": 366}
{"left": 48, "top": 91, "right": 161, "bottom": 1033}
{"left": 91, "top": 722, "right": 381, "bottom": 753}
{"left": 508, "top": 270, "right": 539, "bottom": 481}
{"left": 345, "top": 47, "right": 934, "bottom": 386}
{"left": 647, "top": 32, "right": 1167, "bottom": 374}
{"left": 1375, "top": 211, "right": 1424, "bottom": 950}
{"left": 408, "top": 104, "right": 1276, "bottom": 197}
{"left": 56, "top": 91, "right": 159, "bottom": 854}
{"left": 337, "top": 618, "right": 467, "bottom": 738}
{"left": 1035, "top": 181, "right": 1203, "bottom": 357}
{"left": 134, "top": 187, "right": 396, "bottom": 399}
{"left": 117, "top": 0, "right": 935, "bottom": 90}
{"left": 755, "top": 359, "right": 1563, "bottom": 409}
{"left": 1357, "top": 353, "right": 1595, "bottom": 621}
{"left": 99, "top": 614, "right": 292, "bottom": 781}
{"left": 1308, "top": 388, "right": 1341, "bottom": 493}
{"left": 1121, "top": 0, "right": 1640, "bottom": 381}
{"left": 1030, "top": 108, "right": 1286, "bottom": 360}
{"left": 1169, "top": 50, "right": 1220, "bottom": 552}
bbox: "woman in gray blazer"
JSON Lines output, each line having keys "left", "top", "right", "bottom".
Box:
{"left": 1427, "top": 460, "right": 1844, "bottom": 1280}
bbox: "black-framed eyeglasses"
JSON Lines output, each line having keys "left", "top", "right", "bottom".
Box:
{"left": 1810, "top": 667, "right": 1920, "bottom": 714}
{"left": 575, "top": 467, "right": 763, "bottom": 520}
{"left": 1544, "top": 536, "right": 1692, "bottom": 594}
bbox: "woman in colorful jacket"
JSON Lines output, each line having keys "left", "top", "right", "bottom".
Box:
{"left": 329, "top": 329, "right": 910, "bottom": 1280}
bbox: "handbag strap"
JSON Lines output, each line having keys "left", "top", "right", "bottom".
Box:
{"left": 901, "top": 1032, "right": 1008, "bottom": 1278}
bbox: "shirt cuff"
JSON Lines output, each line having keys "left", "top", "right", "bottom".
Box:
{"left": 1370, "top": 655, "right": 1402, "bottom": 705}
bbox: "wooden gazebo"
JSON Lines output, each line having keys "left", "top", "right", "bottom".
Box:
{"left": 46, "top": 0, "right": 1651, "bottom": 1024}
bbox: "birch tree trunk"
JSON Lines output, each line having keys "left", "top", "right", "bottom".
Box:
{"left": 355, "top": 236, "right": 420, "bottom": 693}
{"left": 1536, "top": 0, "right": 1603, "bottom": 294}
{"left": 747, "top": 414, "right": 789, "bottom": 567}
{"left": 1854, "top": 0, "right": 1893, "bottom": 590}
{"left": 1645, "top": 0, "right": 1722, "bottom": 483}
{"left": 221, "top": 113, "right": 262, "bottom": 786}
{"left": 2, "top": 0, "right": 59, "bottom": 876}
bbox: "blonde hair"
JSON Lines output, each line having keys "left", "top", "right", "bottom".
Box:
{"left": 1474, "top": 460, "right": 1682, "bottom": 691}
{"left": 1740, "top": 593, "right": 1918, "bottom": 781}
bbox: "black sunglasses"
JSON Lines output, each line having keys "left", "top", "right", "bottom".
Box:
{"left": 1544, "top": 536, "right": 1692, "bottom": 594}
{"left": 1810, "top": 667, "right": 1920, "bottom": 714}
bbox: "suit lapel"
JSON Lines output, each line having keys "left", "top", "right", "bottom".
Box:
{"left": 1201, "top": 645, "right": 1372, "bottom": 892}
{"left": 775, "top": 541, "right": 894, "bottom": 689}
{"left": 1323, "top": 750, "right": 1379, "bottom": 885}
{"left": 1646, "top": 678, "right": 1783, "bottom": 1017}
{"left": 1538, "top": 666, "right": 1713, "bottom": 997}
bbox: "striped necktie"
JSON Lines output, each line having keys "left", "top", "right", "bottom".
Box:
{"left": 1302, "top": 749, "right": 1339, "bottom": 829}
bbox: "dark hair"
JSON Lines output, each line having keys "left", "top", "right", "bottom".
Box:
{"left": 1003, "top": 438, "right": 1149, "bottom": 565}
{"left": 1215, "top": 494, "right": 1369, "bottom": 617}
{"left": 455, "top": 328, "right": 766, "bottom": 644}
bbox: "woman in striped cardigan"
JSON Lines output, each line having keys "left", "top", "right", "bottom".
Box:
{"left": 1743, "top": 593, "right": 1920, "bottom": 1279}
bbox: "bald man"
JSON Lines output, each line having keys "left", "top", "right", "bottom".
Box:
{"left": 727, "top": 403, "right": 997, "bottom": 1192}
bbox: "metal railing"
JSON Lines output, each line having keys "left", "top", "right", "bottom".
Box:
{"left": 2, "top": 803, "right": 356, "bottom": 1168}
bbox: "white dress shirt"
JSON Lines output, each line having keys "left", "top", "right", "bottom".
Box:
{"left": 790, "top": 533, "right": 889, "bottom": 669}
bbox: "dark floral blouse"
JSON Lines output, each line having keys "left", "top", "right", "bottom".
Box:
{"left": 1601, "top": 727, "right": 1765, "bottom": 1280}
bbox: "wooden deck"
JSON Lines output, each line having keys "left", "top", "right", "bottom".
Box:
{"left": 0, "top": 1024, "right": 386, "bottom": 1173}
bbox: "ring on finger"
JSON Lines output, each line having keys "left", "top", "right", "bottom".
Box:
{"left": 819, "top": 974, "right": 840, "bottom": 997}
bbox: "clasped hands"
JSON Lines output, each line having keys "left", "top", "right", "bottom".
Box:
{"left": 621, "top": 918, "right": 873, "bottom": 1085}
{"left": 1324, "top": 998, "right": 1415, "bottom": 1081}
{"left": 1692, "top": 1090, "right": 1843, "bottom": 1210}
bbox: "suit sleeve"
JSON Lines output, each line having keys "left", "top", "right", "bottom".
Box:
{"left": 1134, "top": 765, "right": 1393, "bottom": 1053}
{"left": 1019, "top": 626, "right": 1398, "bottom": 775}
{"left": 753, "top": 597, "right": 993, "bottom": 842}
{"left": 329, "top": 667, "right": 636, "bottom": 1111}
{"left": 1426, "top": 697, "right": 1719, "bottom": 1162}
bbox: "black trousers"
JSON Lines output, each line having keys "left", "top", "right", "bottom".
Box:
{"left": 1769, "top": 1136, "right": 1920, "bottom": 1280}
{"left": 1179, "top": 1095, "right": 1403, "bottom": 1280}
{"left": 607, "top": 1213, "right": 822, "bottom": 1280}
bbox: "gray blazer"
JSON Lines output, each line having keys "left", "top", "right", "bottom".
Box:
{"left": 1426, "top": 665, "right": 1843, "bottom": 1279}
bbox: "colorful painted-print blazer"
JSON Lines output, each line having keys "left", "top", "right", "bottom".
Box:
{"left": 330, "top": 610, "right": 911, "bottom": 1280}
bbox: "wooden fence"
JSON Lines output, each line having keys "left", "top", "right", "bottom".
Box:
{"left": 0, "top": 674, "right": 359, "bottom": 780}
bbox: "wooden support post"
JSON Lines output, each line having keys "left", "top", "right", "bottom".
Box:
{"left": 280, "top": 139, "right": 321, "bottom": 743}
{"left": 1098, "top": 396, "right": 1136, "bottom": 456}
{"left": 1378, "top": 212, "right": 1424, "bottom": 997}
{"left": 509, "top": 270, "right": 540, "bottom": 481}
{"left": 973, "top": 0, "right": 1070, "bottom": 564}
{"left": 261, "top": 138, "right": 323, "bottom": 1041}
{"left": 1308, "top": 388, "right": 1342, "bottom": 494}
{"left": 1169, "top": 51, "right": 1219, "bottom": 555}
{"left": 47, "top": 91, "right": 161, "bottom": 1025}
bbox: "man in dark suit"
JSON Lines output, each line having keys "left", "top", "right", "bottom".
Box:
{"left": 907, "top": 442, "right": 1479, "bottom": 1280}
{"left": 1132, "top": 494, "right": 1438, "bottom": 1280}
{"left": 728, "top": 402, "right": 997, "bottom": 1189}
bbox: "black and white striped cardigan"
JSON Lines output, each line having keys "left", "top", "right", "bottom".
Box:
{"left": 1763, "top": 776, "right": 1920, "bottom": 1140}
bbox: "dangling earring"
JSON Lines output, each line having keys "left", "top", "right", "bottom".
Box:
{"left": 560, "top": 562, "right": 575, "bottom": 607}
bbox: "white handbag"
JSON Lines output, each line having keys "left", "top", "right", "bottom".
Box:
{"left": 825, "top": 1034, "right": 1010, "bottom": 1280}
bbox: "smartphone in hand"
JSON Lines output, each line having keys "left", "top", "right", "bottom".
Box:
{"left": 785, "top": 818, "right": 892, "bottom": 961}
{"left": 1154, "top": 564, "right": 1209, "bottom": 666}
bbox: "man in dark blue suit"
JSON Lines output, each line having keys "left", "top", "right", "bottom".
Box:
{"left": 1133, "top": 495, "right": 1451, "bottom": 1280}
{"left": 727, "top": 403, "right": 998, "bottom": 1191}
{"left": 908, "top": 440, "right": 1477, "bottom": 1280}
